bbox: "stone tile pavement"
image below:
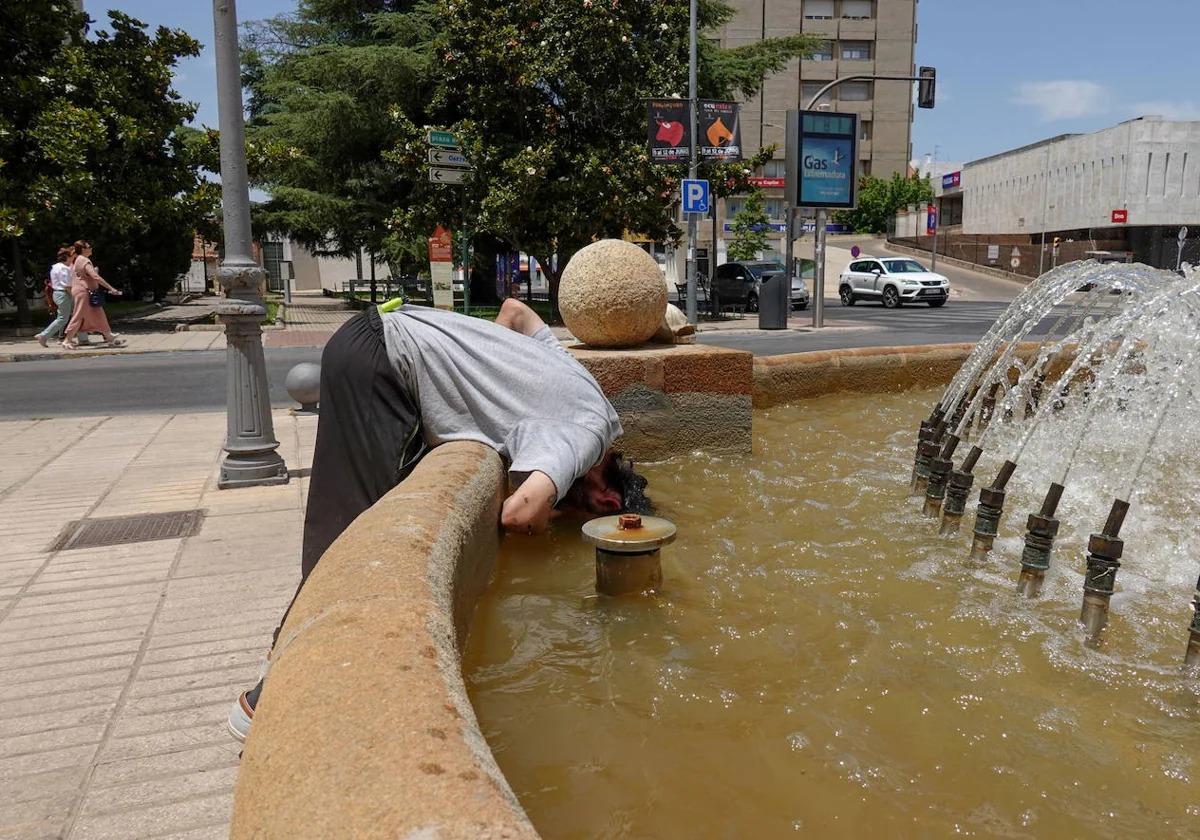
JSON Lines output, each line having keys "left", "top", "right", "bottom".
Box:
{"left": 0, "top": 410, "right": 315, "bottom": 839}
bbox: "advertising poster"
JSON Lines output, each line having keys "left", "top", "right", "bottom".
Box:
{"left": 798, "top": 135, "right": 855, "bottom": 207}
{"left": 698, "top": 100, "right": 741, "bottom": 161}
{"left": 647, "top": 99, "right": 691, "bottom": 164}
{"left": 427, "top": 225, "right": 454, "bottom": 310}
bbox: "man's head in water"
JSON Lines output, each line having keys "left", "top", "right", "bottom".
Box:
{"left": 560, "top": 450, "right": 653, "bottom": 516}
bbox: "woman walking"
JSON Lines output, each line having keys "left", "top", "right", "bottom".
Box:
{"left": 35, "top": 247, "right": 76, "bottom": 347}
{"left": 62, "top": 240, "right": 125, "bottom": 349}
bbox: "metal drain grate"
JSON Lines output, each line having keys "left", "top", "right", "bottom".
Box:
{"left": 49, "top": 509, "right": 206, "bottom": 552}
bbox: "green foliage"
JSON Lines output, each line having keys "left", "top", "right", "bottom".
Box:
{"left": 726, "top": 189, "right": 770, "bottom": 261}
{"left": 834, "top": 173, "right": 934, "bottom": 234}
{"left": 242, "top": 1, "right": 441, "bottom": 272}
{"left": 0, "top": 3, "right": 213, "bottom": 321}
{"left": 244, "top": 0, "right": 817, "bottom": 310}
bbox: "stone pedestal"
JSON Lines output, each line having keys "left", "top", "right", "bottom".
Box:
{"left": 570, "top": 344, "right": 753, "bottom": 460}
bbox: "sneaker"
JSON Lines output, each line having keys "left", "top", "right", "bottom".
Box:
{"left": 228, "top": 682, "right": 260, "bottom": 743}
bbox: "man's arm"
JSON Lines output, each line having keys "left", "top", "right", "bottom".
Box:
{"left": 500, "top": 470, "right": 558, "bottom": 535}
{"left": 495, "top": 298, "right": 547, "bottom": 337}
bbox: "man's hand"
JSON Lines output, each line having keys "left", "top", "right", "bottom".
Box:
{"left": 501, "top": 470, "right": 558, "bottom": 535}
{"left": 495, "top": 298, "right": 547, "bottom": 337}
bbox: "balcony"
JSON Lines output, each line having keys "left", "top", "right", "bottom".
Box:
{"left": 838, "top": 17, "right": 877, "bottom": 39}
{"left": 801, "top": 18, "right": 838, "bottom": 39}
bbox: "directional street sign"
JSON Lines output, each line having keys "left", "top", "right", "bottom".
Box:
{"left": 427, "top": 148, "right": 471, "bottom": 169}
{"left": 426, "top": 129, "right": 460, "bottom": 148}
{"left": 429, "top": 167, "right": 467, "bottom": 185}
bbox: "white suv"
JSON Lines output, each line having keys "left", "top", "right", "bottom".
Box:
{"left": 839, "top": 257, "right": 950, "bottom": 308}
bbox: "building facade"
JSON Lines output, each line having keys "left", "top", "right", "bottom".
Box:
{"left": 691, "top": 0, "right": 918, "bottom": 272}
{"left": 895, "top": 117, "right": 1200, "bottom": 276}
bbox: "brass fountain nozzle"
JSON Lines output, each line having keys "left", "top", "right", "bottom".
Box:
{"left": 970, "top": 459, "right": 1017, "bottom": 560}
{"left": 1017, "top": 482, "right": 1064, "bottom": 598}
{"left": 1080, "top": 498, "right": 1129, "bottom": 644}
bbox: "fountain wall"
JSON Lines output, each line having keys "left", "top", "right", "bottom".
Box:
{"left": 231, "top": 343, "right": 994, "bottom": 838}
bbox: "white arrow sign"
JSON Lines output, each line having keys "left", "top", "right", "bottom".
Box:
{"left": 429, "top": 167, "right": 467, "bottom": 185}
{"left": 428, "top": 149, "right": 471, "bottom": 168}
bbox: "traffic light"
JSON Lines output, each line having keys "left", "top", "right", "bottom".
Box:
{"left": 1053, "top": 237, "right": 1062, "bottom": 249}
{"left": 918, "top": 66, "right": 936, "bottom": 109}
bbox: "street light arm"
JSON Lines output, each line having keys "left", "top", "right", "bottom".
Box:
{"left": 806, "top": 74, "right": 927, "bottom": 109}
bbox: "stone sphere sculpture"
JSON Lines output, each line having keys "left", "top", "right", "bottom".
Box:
{"left": 559, "top": 239, "right": 668, "bottom": 348}
{"left": 285, "top": 362, "right": 321, "bottom": 413}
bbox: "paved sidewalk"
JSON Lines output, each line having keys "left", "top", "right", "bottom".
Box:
{"left": 0, "top": 293, "right": 357, "bottom": 363}
{"left": 0, "top": 410, "right": 314, "bottom": 839}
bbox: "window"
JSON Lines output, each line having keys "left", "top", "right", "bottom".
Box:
{"left": 763, "top": 160, "right": 786, "bottom": 178}
{"left": 801, "top": 81, "right": 833, "bottom": 108}
{"left": 859, "top": 120, "right": 872, "bottom": 141}
{"left": 764, "top": 199, "right": 786, "bottom": 220}
{"left": 838, "top": 81, "right": 872, "bottom": 101}
{"left": 841, "top": 0, "right": 874, "bottom": 19}
{"left": 803, "top": 0, "right": 834, "bottom": 20}
{"left": 840, "top": 41, "right": 872, "bottom": 61}
{"left": 810, "top": 42, "right": 833, "bottom": 61}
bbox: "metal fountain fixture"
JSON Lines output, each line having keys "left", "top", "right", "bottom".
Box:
{"left": 582, "top": 513, "right": 677, "bottom": 597}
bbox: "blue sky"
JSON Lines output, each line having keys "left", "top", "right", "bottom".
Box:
{"left": 912, "top": 0, "right": 1200, "bottom": 166}
{"left": 89, "top": 0, "right": 1200, "bottom": 168}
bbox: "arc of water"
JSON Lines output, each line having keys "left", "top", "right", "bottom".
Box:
{"left": 940, "top": 261, "right": 1139, "bottom": 421}
{"left": 947, "top": 263, "right": 1162, "bottom": 452}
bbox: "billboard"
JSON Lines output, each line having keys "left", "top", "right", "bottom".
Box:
{"left": 942, "top": 171, "right": 961, "bottom": 190}
{"left": 698, "top": 100, "right": 741, "bottom": 161}
{"left": 647, "top": 99, "right": 691, "bottom": 164}
{"left": 788, "top": 111, "right": 858, "bottom": 210}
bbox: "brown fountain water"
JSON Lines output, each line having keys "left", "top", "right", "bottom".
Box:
{"left": 465, "top": 389, "right": 1200, "bottom": 838}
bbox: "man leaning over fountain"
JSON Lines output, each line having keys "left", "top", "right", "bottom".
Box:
{"left": 227, "top": 297, "right": 651, "bottom": 742}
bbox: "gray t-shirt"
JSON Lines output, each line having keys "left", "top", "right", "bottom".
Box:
{"left": 381, "top": 305, "right": 622, "bottom": 502}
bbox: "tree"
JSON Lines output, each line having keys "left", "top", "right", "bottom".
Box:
{"left": 726, "top": 189, "right": 769, "bottom": 261}
{"left": 0, "top": 3, "right": 213, "bottom": 325}
{"left": 387, "top": 0, "right": 820, "bottom": 313}
{"left": 834, "top": 172, "right": 933, "bottom": 234}
{"left": 243, "top": 0, "right": 819, "bottom": 314}
{"left": 242, "top": 1, "right": 442, "bottom": 281}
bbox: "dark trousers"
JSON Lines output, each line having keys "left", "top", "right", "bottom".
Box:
{"left": 271, "top": 306, "right": 424, "bottom": 648}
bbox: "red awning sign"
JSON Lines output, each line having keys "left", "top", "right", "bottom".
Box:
{"left": 1111, "top": 209, "right": 1128, "bottom": 224}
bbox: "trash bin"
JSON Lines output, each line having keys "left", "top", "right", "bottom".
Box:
{"left": 757, "top": 271, "right": 788, "bottom": 330}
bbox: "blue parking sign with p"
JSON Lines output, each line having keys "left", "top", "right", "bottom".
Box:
{"left": 682, "top": 179, "right": 709, "bottom": 214}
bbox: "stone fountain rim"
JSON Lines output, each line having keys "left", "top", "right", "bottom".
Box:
{"left": 229, "top": 341, "right": 1042, "bottom": 839}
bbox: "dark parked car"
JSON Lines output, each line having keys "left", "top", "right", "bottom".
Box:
{"left": 714, "top": 260, "right": 811, "bottom": 312}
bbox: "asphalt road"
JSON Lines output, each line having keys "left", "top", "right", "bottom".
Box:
{"left": 0, "top": 348, "right": 321, "bottom": 419}
{"left": 0, "top": 245, "right": 1037, "bottom": 419}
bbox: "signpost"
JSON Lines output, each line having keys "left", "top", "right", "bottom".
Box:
{"left": 428, "top": 225, "right": 454, "bottom": 310}
{"left": 428, "top": 167, "right": 467, "bottom": 185}
{"left": 927, "top": 202, "right": 939, "bottom": 271}
{"left": 784, "top": 109, "right": 859, "bottom": 330}
{"left": 682, "top": 179, "right": 710, "bottom": 215}
{"left": 425, "top": 129, "right": 473, "bottom": 312}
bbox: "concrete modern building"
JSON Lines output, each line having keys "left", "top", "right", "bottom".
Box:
{"left": 691, "top": 0, "right": 919, "bottom": 273}
{"left": 899, "top": 117, "right": 1200, "bottom": 275}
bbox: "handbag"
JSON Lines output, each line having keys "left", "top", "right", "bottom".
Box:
{"left": 88, "top": 289, "right": 105, "bottom": 307}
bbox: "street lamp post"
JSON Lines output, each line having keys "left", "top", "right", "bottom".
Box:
{"left": 212, "top": 0, "right": 288, "bottom": 489}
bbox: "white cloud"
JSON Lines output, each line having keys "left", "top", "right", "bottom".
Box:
{"left": 1013, "top": 81, "right": 1108, "bottom": 121}
{"left": 1128, "top": 101, "right": 1200, "bottom": 121}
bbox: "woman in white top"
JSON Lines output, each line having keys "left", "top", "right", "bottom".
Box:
{"left": 35, "top": 247, "right": 76, "bottom": 347}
